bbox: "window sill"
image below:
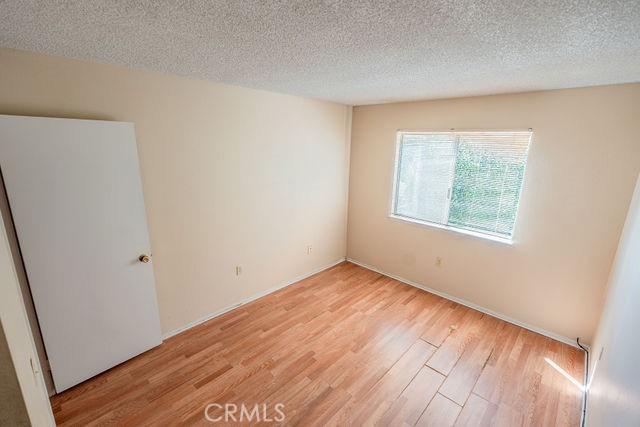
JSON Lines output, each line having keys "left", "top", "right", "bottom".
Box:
{"left": 388, "top": 214, "right": 514, "bottom": 245}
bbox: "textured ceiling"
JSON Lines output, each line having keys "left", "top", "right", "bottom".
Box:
{"left": 1, "top": 1, "right": 639, "bottom": 105}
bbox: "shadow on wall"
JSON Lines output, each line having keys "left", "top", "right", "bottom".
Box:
{"left": 0, "top": 107, "right": 115, "bottom": 122}
{"left": 586, "top": 174, "right": 640, "bottom": 426}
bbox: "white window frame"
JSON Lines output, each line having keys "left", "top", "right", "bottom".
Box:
{"left": 389, "top": 130, "right": 532, "bottom": 245}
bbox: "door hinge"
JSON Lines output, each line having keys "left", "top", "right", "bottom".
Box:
{"left": 29, "top": 358, "right": 50, "bottom": 376}
{"left": 30, "top": 357, "right": 40, "bottom": 376}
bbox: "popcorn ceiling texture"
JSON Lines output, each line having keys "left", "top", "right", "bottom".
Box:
{"left": 1, "top": 0, "right": 639, "bottom": 105}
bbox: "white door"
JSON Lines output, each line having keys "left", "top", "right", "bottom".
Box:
{"left": 0, "top": 115, "right": 162, "bottom": 393}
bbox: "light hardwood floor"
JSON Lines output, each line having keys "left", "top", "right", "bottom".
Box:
{"left": 51, "top": 262, "right": 584, "bottom": 426}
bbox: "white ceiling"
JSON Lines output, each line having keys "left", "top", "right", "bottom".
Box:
{"left": 1, "top": 1, "right": 639, "bottom": 105}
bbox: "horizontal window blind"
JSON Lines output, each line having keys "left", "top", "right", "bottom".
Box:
{"left": 393, "top": 131, "right": 532, "bottom": 240}
{"left": 395, "top": 134, "right": 456, "bottom": 224}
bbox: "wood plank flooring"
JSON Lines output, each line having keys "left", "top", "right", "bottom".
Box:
{"left": 50, "top": 262, "right": 584, "bottom": 426}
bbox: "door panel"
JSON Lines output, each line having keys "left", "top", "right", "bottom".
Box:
{"left": 0, "top": 115, "right": 162, "bottom": 392}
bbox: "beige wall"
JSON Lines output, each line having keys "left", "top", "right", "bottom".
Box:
{"left": 348, "top": 84, "right": 640, "bottom": 342}
{"left": 586, "top": 175, "right": 640, "bottom": 425}
{"left": 2, "top": 46, "right": 638, "bottom": 349}
{"left": 0, "top": 323, "right": 30, "bottom": 426}
{"left": 0, "top": 48, "right": 351, "bottom": 335}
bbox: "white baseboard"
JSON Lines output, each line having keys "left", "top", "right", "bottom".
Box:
{"left": 161, "top": 258, "right": 346, "bottom": 340}
{"left": 161, "top": 255, "right": 582, "bottom": 350}
{"left": 346, "top": 257, "right": 581, "bottom": 349}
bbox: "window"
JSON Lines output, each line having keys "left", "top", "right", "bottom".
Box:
{"left": 391, "top": 130, "right": 532, "bottom": 242}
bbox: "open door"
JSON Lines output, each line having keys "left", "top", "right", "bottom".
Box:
{"left": 0, "top": 115, "right": 162, "bottom": 392}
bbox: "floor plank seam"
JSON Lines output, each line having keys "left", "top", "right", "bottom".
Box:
{"left": 419, "top": 336, "right": 440, "bottom": 348}
{"left": 438, "top": 391, "right": 463, "bottom": 408}
{"left": 49, "top": 263, "right": 586, "bottom": 426}
{"left": 413, "top": 389, "right": 441, "bottom": 427}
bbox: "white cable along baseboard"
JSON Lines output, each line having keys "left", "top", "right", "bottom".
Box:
{"left": 346, "top": 257, "right": 582, "bottom": 349}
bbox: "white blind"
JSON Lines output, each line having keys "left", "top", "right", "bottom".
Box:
{"left": 393, "top": 131, "right": 532, "bottom": 239}
{"left": 395, "top": 134, "right": 456, "bottom": 224}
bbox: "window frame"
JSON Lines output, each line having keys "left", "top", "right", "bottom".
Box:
{"left": 389, "top": 129, "right": 532, "bottom": 245}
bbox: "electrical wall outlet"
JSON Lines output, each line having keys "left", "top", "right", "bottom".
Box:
{"left": 306, "top": 245, "right": 313, "bottom": 255}
{"left": 235, "top": 266, "right": 242, "bottom": 276}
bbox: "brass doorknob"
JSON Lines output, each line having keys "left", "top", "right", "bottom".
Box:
{"left": 138, "top": 254, "right": 151, "bottom": 263}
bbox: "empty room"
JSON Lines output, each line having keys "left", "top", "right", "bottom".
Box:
{"left": 1, "top": 1, "right": 639, "bottom": 426}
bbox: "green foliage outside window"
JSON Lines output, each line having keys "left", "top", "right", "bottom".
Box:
{"left": 449, "top": 144, "right": 525, "bottom": 236}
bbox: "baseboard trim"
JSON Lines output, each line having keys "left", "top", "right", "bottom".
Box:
{"left": 346, "top": 257, "right": 580, "bottom": 348}
{"left": 580, "top": 350, "right": 588, "bottom": 427}
{"left": 161, "top": 258, "right": 347, "bottom": 340}
{"left": 162, "top": 255, "right": 581, "bottom": 349}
